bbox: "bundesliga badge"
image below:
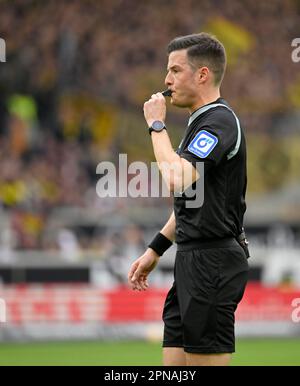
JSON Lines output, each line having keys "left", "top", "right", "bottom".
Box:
{"left": 188, "top": 130, "right": 218, "bottom": 158}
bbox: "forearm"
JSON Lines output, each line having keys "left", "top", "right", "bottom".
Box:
{"left": 151, "top": 131, "right": 181, "bottom": 169}
{"left": 151, "top": 131, "right": 183, "bottom": 192}
{"left": 151, "top": 131, "right": 199, "bottom": 192}
{"left": 144, "top": 93, "right": 199, "bottom": 192}
{"left": 160, "top": 211, "right": 176, "bottom": 242}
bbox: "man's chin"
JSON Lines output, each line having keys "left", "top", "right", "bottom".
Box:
{"left": 171, "top": 98, "right": 188, "bottom": 108}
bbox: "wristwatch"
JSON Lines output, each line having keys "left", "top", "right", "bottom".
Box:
{"left": 148, "top": 120, "right": 166, "bottom": 135}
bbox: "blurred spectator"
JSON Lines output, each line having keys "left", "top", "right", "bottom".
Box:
{"left": 262, "top": 225, "right": 300, "bottom": 286}
{"left": 57, "top": 228, "right": 81, "bottom": 262}
{"left": 0, "top": 227, "right": 17, "bottom": 263}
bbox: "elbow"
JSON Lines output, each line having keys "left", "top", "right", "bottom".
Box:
{"left": 159, "top": 158, "right": 185, "bottom": 193}
{"left": 169, "top": 175, "right": 184, "bottom": 194}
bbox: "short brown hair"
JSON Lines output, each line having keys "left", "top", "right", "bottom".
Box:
{"left": 167, "top": 33, "right": 226, "bottom": 86}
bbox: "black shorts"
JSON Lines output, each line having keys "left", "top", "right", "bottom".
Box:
{"left": 162, "top": 239, "right": 249, "bottom": 354}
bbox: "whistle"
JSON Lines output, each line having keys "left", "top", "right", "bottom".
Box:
{"left": 161, "top": 89, "right": 172, "bottom": 97}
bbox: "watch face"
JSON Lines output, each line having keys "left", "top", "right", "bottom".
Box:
{"left": 152, "top": 120, "right": 165, "bottom": 131}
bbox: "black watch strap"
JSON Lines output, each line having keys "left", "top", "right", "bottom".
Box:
{"left": 148, "top": 120, "right": 167, "bottom": 135}
{"left": 149, "top": 127, "right": 167, "bottom": 135}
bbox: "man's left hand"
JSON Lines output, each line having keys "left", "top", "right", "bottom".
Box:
{"left": 143, "top": 93, "right": 166, "bottom": 127}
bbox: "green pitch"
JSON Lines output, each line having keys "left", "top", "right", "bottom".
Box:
{"left": 0, "top": 339, "right": 299, "bottom": 366}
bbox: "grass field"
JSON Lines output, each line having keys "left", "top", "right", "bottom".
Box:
{"left": 0, "top": 339, "right": 299, "bottom": 366}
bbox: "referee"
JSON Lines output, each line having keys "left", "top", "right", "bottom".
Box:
{"left": 128, "top": 33, "right": 249, "bottom": 366}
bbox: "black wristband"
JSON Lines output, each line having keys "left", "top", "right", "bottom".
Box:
{"left": 148, "top": 232, "right": 173, "bottom": 257}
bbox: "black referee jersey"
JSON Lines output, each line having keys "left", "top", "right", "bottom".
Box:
{"left": 174, "top": 97, "right": 247, "bottom": 244}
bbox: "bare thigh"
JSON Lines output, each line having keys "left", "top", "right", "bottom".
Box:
{"left": 186, "top": 353, "right": 232, "bottom": 366}
{"left": 163, "top": 347, "right": 186, "bottom": 366}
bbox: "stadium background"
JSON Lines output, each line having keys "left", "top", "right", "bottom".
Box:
{"left": 0, "top": 0, "right": 300, "bottom": 366}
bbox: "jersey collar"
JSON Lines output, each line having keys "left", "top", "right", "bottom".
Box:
{"left": 188, "top": 98, "right": 224, "bottom": 127}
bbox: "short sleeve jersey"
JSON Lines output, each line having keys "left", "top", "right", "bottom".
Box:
{"left": 174, "top": 97, "right": 247, "bottom": 244}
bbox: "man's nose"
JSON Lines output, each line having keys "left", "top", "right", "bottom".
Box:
{"left": 165, "top": 72, "right": 173, "bottom": 86}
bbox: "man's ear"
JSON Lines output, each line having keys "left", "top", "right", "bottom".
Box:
{"left": 198, "top": 66, "right": 209, "bottom": 83}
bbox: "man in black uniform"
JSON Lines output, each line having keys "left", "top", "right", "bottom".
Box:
{"left": 128, "top": 33, "right": 249, "bottom": 366}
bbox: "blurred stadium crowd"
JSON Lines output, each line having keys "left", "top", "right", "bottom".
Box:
{"left": 0, "top": 0, "right": 299, "bottom": 258}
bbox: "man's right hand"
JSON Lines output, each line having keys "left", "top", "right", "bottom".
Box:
{"left": 128, "top": 249, "right": 160, "bottom": 291}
